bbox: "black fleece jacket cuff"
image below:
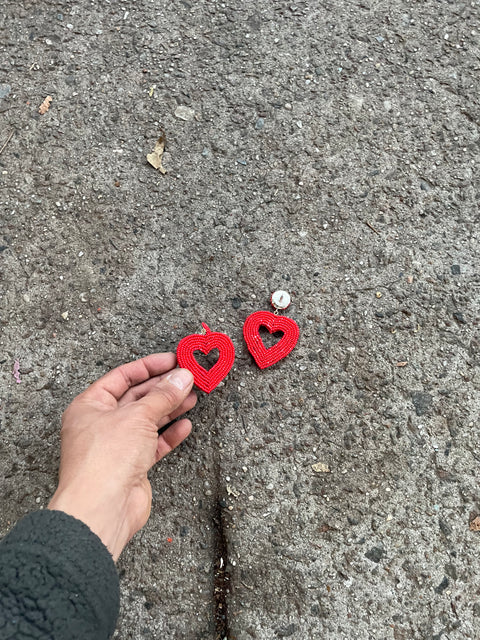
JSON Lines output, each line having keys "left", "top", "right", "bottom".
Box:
{"left": 0, "top": 509, "right": 120, "bottom": 639}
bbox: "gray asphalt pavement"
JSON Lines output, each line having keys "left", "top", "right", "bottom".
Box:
{"left": 1, "top": 1, "right": 480, "bottom": 638}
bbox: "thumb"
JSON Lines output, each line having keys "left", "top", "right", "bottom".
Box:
{"left": 137, "top": 368, "right": 194, "bottom": 422}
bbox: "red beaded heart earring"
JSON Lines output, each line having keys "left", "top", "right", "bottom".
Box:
{"left": 176, "top": 323, "right": 235, "bottom": 393}
{"left": 243, "top": 290, "right": 300, "bottom": 369}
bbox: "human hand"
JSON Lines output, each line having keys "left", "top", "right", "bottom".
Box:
{"left": 48, "top": 353, "right": 196, "bottom": 561}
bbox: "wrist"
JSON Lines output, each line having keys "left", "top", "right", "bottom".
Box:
{"left": 48, "top": 482, "right": 132, "bottom": 561}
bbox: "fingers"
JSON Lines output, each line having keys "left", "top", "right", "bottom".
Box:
{"left": 156, "top": 391, "right": 197, "bottom": 429}
{"left": 155, "top": 418, "right": 192, "bottom": 463}
{"left": 137, "top": 368, "right": 194, "bottom": 423}
{"left": 86, "top": 353, "right": 178, "bottom": 404}
{"left": 117, "top": 374, "right": 166, "bottom": 408}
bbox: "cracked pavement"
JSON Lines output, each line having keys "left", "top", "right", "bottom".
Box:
{"left": 1, "top": 1, "right": 480, "bottom": 638}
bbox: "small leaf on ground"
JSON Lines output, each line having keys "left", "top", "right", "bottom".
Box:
{"left": 147, "top": 132, "right": 167, "bottom": 173}
{"left": 38, "top": 95, "right": 52, "bottom": 114}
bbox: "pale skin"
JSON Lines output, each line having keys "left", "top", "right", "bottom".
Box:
{"left": 48, "top": 353, "right": 196, "bottom": 561}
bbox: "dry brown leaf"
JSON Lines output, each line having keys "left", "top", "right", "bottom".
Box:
{"left": 147, "top": 133, "right": 166, "bottom": 174}
{"left": 469, "top": 516, "right": 480, "bottom": 531}
{"left": 38, "top": 95, "right": 52, "bottom": 114}
{"left": 312, "top": 462, "right": 330, "bottom": 473}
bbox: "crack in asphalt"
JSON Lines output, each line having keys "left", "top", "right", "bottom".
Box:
{"left": 213, "top": 492, "right": 230, "bottom": 640}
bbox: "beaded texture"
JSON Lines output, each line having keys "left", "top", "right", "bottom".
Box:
{"left": 243, "top": 310, "right": 299, "bottom": 369}
{"left": 177, "top": 323, "right": 235, "bottom": 393}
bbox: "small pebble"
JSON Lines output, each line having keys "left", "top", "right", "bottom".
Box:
{"left": 175, "top": 105, "right": 195, "bottom": 121}
{"left": 365, "top": 546, "right": 384, "bottom": 563}
{"left": 411, "top": 392, "right": 433, "bottom": 416}
{"left": 255, "top": 118, "right": 265, "bottom": 130}
{"left": 0, "top": 84, "right": 12, "bottom": 99}
{"left": 312, "top": 462, "right": 330, "bottom": 473}
{"left": 285, "top": 103, "right": 292, "bottom": 110}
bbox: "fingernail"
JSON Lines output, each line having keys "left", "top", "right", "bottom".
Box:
{"left": 166, "top": 369, "right": 193, "bottom": 390}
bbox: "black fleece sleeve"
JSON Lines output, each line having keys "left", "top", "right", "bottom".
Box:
{"left": 0, "top": 510, "right": 120, "bottom": 639}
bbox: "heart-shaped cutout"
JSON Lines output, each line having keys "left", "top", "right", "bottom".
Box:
{"left": 177, "top": 323, "right": 235, "bottom": 393}
{"left": 243, "top": 311, "right": 299, "bottom": 369}
{"left": 194, "top": 348, "right": 220, "bottom": 371}
{"left": 258, "top": 327, "right": 284, "bottom": 350}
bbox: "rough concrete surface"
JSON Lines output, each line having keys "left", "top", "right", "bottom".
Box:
{"left": 1, "top": 0, "right": 480, "bottom": 638}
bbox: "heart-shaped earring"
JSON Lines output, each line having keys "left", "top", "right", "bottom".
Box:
{"left": 177, "top": 323, "right": 235, "bottom": 393}
{"left": 243, "top": 290, "right": 300, "bottom": 369}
